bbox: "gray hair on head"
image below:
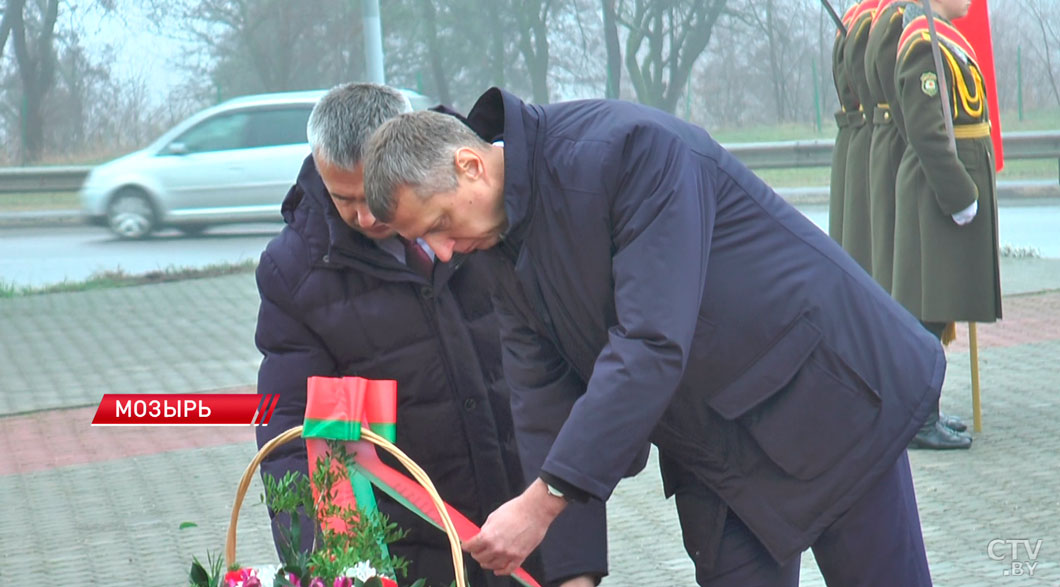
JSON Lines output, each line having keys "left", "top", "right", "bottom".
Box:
{"left": 307, "top": 82, "right": 412, "bottom": 170}
{"left": 363, "top": 110, "right": 490, "bottom": 223}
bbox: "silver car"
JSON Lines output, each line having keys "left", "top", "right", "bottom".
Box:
{"left": 80, "top": 88, "right": 430, "bottom": 239}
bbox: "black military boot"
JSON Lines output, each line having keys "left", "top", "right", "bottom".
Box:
{"left": 940, "top": 412, "right": 968, "bottom": 433}
{"left": 910, "top": 407, "right": 972, "bottom": 450}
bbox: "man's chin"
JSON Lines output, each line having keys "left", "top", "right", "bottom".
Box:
{"left": 358, "top": 227, "right": 397, "bottom": 240}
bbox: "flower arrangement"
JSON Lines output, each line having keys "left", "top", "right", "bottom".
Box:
{"left": 187, "top": 442, "right": 425, "bottom": 587}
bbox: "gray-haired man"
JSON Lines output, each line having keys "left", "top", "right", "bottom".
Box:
{"left": 255, "top": 83, "right": 574, "bottom": 586}
{"left": 363, "top": 88, "right": 941, "bottom": 586}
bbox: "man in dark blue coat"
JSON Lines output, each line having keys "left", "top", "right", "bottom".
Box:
{"left": 362, "top": 88, "right": 944, "bottom": 586}
{"left": 254, "top": 83, "right": 600, "bottom": 587}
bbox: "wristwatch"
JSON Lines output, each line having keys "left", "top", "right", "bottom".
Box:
{"left": 544, "top": 481, "right": 573, "bottom": 503}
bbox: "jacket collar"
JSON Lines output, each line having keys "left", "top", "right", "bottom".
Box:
{"left": 283, "top": 155, "right": 454, "bottom": 284}
{"left": 465, "top": 87, "right": 542, "bottom": 251}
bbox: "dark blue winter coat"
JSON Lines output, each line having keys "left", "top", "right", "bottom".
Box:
{"left": 466, "top": 88, "right": 945, "bottom": 566}
{"left": 254, "top": 155, "right": 560, "bottom": 586}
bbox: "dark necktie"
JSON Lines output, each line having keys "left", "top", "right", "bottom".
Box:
{"left": 398, "top": 236, "right": 434, "bottom": 279}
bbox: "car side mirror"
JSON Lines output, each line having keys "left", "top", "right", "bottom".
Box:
{"left": 164, "top": 142, "right": 189, "bottom": 156}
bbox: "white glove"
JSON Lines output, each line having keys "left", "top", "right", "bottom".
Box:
{"left": 952, "top": 200, "right": 978, "bottom": 226}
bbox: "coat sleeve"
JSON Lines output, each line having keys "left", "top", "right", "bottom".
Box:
{"left": 896, "top": 38, "right": 978, "bottom": 214}
{"left": 492, "top": 276, "right": 609, "bottom": 584}
{"left": 254, "top": 244, "right": 340, "bottom": 552}
{"left": 540, "top": 124, "right": 711, "bottom": 500}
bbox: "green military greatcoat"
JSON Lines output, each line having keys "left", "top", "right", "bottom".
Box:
{"left": 841, "top": 0, "right": 879, "bottom": 274}
{"left": 829, "top": 4, "right": 862, "bottom": 243}
{"left": 864, "top": 0, "right": 912, "bottom": 293}
{"left": 892, "top": 7, "right": 1002, "bottom": 323}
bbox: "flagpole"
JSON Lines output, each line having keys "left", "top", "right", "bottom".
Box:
{"left": 820, "top": 0, "right": 848, "bottom": 36}
{"left": 969, "top": 322, "right": 982, "bottom": 431}
{"left": 923, "top": 0, "right": 982, "bottom": 431}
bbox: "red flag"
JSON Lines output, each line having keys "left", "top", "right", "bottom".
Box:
{"left": 955, "top": 0, "right": 1004, "bottom": 171}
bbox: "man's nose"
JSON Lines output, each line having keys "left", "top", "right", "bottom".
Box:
{"left": 355, "top": 205, "right": 377, "bottom": 228}
{"left": 424, "top": 235, "right": 455, "bottom": 262}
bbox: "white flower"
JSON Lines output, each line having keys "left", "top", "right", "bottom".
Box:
{"left": 253, "top": 564, "right": 282, "bottom": 587}
{"left": 344, "top": 560, "right": 378, "bottom": 581}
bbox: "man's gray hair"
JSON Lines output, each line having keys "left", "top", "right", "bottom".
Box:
{"left": 307, "top": 82, "right": 412, "bottom": 170}
{"left": 363, "top": 110, "right": 491, "bottom": 222}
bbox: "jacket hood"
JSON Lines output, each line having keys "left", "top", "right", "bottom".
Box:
{"left": 280, "top": 155, "right": 417, "bottom": 280}
{"left": 281, "top": 154, "right": 465, "bottom": 286}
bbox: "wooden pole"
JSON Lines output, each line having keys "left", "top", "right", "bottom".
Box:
{"left": 969, "top": 322, "right": 982, "bottom": 432}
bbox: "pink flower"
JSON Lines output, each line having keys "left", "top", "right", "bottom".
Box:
{"left": 308, "top": 578, "right": 327, "bottom": 587}
{"left": 224, "top": 568, "right": 260, "bottom": 587}
{"left": 332, "top": 578, "right": 353, "bottom": 587}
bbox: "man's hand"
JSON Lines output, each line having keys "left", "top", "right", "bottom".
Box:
{"left": 464, "top": 478, "right": 568, "bottom": 575}
{"left": 952, "top": 200, "right": 978, "bottom": 226}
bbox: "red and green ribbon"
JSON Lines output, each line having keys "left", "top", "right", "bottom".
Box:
{"left": 302, "top": 376, "right": 540, "bottom": 587}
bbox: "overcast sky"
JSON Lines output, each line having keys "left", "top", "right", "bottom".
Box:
{"left": 75, "top": 2, "right": 189, "bottom": 105}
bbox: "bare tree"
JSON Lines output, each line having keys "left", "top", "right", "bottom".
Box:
{"left": 514, "top": 0, "right": 553, "bottom": 103}
{"left": 616, "top": 0, "right": 728, "bottom": 113}
{"left": 148, "top": 0, "right": 363, "bottom": 100}
{"left": 1021, "top": 0, "right": 1060, "bottom": 107}
{"left": 0, "top": 2, "right": 18, "bottom": 62}
{"left": 602, "top": 0, "right": 621, "bottom": 98}
{"left": 7, "top": 0, "right": 60, "bottom": 163}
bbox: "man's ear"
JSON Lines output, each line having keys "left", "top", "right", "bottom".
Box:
{"left": 453, "top": 147, "right": 485, "bottom": 180}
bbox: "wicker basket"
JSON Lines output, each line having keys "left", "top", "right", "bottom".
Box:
{"left": 225, "top": 425, "right": 466, "bottom": 586}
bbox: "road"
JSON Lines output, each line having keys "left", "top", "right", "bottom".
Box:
{"left": 798, "top": 199, "right": 1060, "bottom": 258}
{"left": 2, "top": 199, "right": 1059, "bottom": 289}
{"left": 0, "top": 223, "right": 283, "bottom": 289}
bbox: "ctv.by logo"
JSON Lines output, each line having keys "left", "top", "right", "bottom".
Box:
{"left": 987, "top": 538, "right": 1043, "bottom": 577}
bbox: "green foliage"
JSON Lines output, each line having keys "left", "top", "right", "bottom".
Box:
{"left": 187, "top": 552, "right": 225, "bottom": 587}
{"left": 260, "top": 441, "right": 411, "bottom": 585}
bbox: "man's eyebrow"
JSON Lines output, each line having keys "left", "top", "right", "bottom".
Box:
{"left": 329, "top": 193, "right": 362, "bottom": 202}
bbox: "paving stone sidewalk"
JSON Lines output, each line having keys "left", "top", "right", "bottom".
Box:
{"left": 1, "top": 261, "right": 1059, "bottom": 585}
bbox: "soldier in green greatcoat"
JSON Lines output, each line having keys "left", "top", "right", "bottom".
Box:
{"left": 893, "top": 0, "right": 1002, "bottom": 449}
{"left": 829, "top": 3, "right": 860, "bottom": 243}
{"left": 840, "top": 0, "right": 878, "bottom": 274}
{"left": 864, "top": 0, "right": 910, "bottom": 293}
{"left": 869, "top": 0, "right": 969, "bottom": 446}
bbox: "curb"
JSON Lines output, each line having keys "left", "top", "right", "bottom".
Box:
{"left": 0, "top": 210, "right": 87, "bottom": 229}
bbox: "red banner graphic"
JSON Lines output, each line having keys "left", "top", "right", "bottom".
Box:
{"left": 91, "top": 393, "right": 277, "bottom": 426}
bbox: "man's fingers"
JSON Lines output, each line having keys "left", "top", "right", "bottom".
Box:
{"left": 462, "top": 533, "right": 485, "bottom": 555}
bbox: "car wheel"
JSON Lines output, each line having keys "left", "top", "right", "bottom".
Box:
{"left": 107, "top": 188, "right": 156, "bottom": 239}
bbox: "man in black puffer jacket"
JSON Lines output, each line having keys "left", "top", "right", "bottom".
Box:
{"left": 254, "top": 83, "right": 601, "bottom": 587}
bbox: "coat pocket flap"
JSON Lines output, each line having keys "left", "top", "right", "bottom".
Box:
{"left": 708, "top": 315, "right": 823, "bottom": 420}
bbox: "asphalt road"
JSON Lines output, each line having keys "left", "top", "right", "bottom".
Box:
{"left": 798, "top": 200, "right": 1060, "bottom": 258}
{"left": 2, "top": 198, "right": 1059, "bottom": 289}
{"left": 0, "top": 223, "right": 283, "bottom": 289}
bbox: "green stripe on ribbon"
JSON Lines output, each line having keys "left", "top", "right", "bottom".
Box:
{"left": 368, "top": 422, "right": 396, "bottom": 442}
{"left": 303, "top": 418, "right": 361, "bottom": 441}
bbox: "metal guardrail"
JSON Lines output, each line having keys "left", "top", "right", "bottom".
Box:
{"left": 0, "top": 165, "right": 93, "bottom": 193}
{"left": 0, "top": 131, "right": 1057, "bottom": 194}
{"left": 724, "top": 130, "right": 1060, "bottom": 171}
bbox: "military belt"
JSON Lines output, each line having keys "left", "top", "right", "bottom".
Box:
{"left": 873, "top": 104, "right": 893, "bottom": 125}
{"left": 953, "top": 121, "right": 990, "bottom": 139}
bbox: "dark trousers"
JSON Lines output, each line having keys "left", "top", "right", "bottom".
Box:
{"left": 674, "top": 451, "right": 932, "bottom": 586}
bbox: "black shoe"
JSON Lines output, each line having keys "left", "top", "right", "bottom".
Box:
{"left": 939, "top": 412, "right": 967, "bottom": 433}
{"left": 909, "top": 421, "right": 973, "bottom": 450}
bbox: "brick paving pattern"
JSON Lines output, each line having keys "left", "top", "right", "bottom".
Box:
{"left": 1, "top": 262, "right": 1058, "bottom": 585}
